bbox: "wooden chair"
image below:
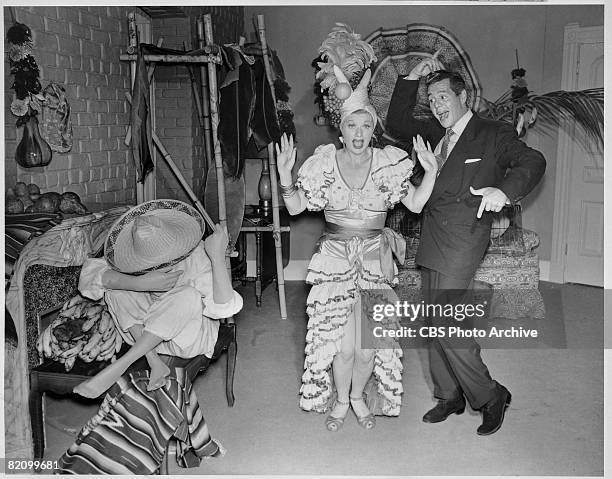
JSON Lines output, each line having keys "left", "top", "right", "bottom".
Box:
{"left": 29, "top": 301, "right": 237, "bottom": 466}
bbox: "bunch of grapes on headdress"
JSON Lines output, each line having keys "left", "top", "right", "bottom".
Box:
{"left": 315, "top": 23, "right": 377, "bottom": 128}
{"left": 7, "top": 22, "right": 44, "bottom": 126}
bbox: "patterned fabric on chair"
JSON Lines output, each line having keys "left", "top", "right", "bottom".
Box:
{"left": 396, "top": 228, "right": 545, "bottom": 320}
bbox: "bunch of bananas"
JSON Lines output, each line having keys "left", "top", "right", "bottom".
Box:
{"left": 36, "top": 295, "right": 123, "bottom": 371}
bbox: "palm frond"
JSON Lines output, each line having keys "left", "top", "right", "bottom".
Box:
{"left": 525, "top": 88, "right": 603, "bottom": 144}
{"left": 479, "top": 88, "right": 604, "bottom": 146}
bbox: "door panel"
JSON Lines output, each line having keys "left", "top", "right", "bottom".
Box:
{"left": 564, "top": 37, "right": 603, "bottom": 286}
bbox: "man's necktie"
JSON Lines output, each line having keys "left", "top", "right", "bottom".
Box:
{"left": 437, "top": 128, "right": 455, "bottom": 172}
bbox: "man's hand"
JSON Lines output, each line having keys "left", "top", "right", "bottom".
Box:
{"left": 138, "top": 270, "right": 183, "bottom": 292}
{"left": 470, "top": 186, "right": 510, "bottom": 218}
{"left": 405, "top": 49, "right": 444, "bottom": 80}
{"left": 204, "top": 223, "right": 229, "bottom": 263}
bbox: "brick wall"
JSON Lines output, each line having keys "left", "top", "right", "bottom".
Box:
{"left": 4, "top": 6, "right": 244, "bottom": 209}
{"left": 151, "top": 6, "right": 244, "bottom": 203}
{"left": 4, "top": 6, "right": 135, "bottom": 208}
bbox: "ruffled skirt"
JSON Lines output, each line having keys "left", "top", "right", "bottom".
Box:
{"left": 299, "top": 237, "right": 403, "bottom": 416}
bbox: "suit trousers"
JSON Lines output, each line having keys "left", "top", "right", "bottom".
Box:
{"left": 421, "top": 267, "right": 497, "bottom": 409}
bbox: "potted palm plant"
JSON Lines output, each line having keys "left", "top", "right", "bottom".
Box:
{"left": 478, "top": 61, "right": 603, "bottom": 148}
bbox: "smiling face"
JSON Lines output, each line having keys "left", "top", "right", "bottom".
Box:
{"left": 427, "top": 78, "right": 469, "bottom": 129}
{"left": 340, "top": 110, "right": 375, "bottom": 154}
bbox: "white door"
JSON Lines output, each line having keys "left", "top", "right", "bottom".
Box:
{"left": 563, "top": 26, "right": 603, "bottom": 286}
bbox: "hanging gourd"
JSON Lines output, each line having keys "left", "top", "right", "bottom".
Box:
{"left": 15, "top": 114, "right": 52, "bottom": 168}
{"left": 7, "top": 21, "right": 53, "bottom": 168}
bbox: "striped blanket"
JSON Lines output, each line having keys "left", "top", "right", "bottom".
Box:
{"left": 57, "top": 369, "right": 223, "bottom": 474}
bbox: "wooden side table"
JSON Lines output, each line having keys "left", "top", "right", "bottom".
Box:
{"left": 238, "top": 205, "right": 290, "bottom": 307}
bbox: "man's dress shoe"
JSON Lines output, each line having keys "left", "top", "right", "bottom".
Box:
{"left": 422, "top": 397, "right": 466, "bottom": 423}
{"left": 477, "top": 384, "right": 511, "bottom": 436}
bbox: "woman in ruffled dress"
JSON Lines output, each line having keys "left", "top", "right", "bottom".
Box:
{"left": 276, "top": 66, "right": 437, "bottom": 431}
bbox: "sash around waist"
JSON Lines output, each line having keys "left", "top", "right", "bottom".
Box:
{"left": 317, "top": 222, "right": 406, "bottom": 282}
{"left": 323, "top": 222, "right": 383, "bottom": 241}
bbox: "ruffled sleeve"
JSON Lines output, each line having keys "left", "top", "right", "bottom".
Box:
{"left": 202, "top": 291, "right": 243, "bottom": 320}
{"left": 78, "top": 258, "right": 111, "bottom": 301}
{"left": 177, "top": 242, "right": 244, "bottom": 319}
{"left": 295, "top": 144, "right": 336, "bottom": 211}
{"left": 371, "top": 145, "right": 414, "bottom": 208}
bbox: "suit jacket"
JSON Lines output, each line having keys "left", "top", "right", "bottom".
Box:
{"left": 388, "top": 79, "right": 546, "bottom": 278}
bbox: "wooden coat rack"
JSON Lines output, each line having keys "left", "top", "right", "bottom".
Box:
{"left": 120, "top": 13, "right": 288, "bottom": 320}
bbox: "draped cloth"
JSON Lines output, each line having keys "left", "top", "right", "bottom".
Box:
{"left": 130, "top": 44, "right": 154, "bottom": 183}
{"left": 57, "top": 368, "right": 224, "bottom": 474}
{"left": 130, "top": 43, "right": 228, "bottom": 183}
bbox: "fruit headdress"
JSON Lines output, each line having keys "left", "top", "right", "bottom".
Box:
{"left": 315, "top": 23, "right": 377, "bottom": 128}
{"left": 333, "top": 66, "right": 377, "bottom": 128}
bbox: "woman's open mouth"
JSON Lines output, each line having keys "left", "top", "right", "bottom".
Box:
{"left": 352, "top": 139, "right": 365, "bottom": 149}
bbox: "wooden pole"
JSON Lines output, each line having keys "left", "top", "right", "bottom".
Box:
{"left": 201, "top": 14, "right": 236, "bottom": 285}
{"left": 127, "top": 12, "right": 144, "bottom": 203}
{"left": 197, "top": 18, "right": 214, "bottom": 182}
{"left": 201, "top": 15, "right": 227, "bottom": 231}
{"left": 119, "top": 53, "right": 220, "bottom": 63}
{"left": 184, "top": 41, "right": 205, "bottom": 129}
{"left": 257, "top": 14, "right": 288, "bottom": 320}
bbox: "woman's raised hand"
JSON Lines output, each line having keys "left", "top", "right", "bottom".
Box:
{"left": 275, "top": 133, "right": 297, "bottom": 184}
{"left": 412, "top": 134, "right": 438, "bottom": 175}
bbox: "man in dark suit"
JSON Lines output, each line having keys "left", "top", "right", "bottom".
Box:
{"left": 387, "top": 60, "right": 546, "bottom": 435}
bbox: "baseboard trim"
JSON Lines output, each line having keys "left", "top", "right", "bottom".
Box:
{"left": 539, "top": 260, "right": 553, "bottom": 283}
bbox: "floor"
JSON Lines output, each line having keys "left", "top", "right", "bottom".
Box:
{"left": 42, "top": 280, "right": 604, "bottom": 476}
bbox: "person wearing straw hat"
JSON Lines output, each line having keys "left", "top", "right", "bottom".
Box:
{"left": 275, "top": 65, "right": 437, "bottom": 431}
{"left": 73, "top": 199, "right": 243, "bottom": 398}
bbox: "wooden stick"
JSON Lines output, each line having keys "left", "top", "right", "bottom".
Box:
{"left": 201, "top": 14, "right": 235, "bottom": 307}
{"left": 126, "top": 13, "right": 143, "bottom": 202}
{"left": 184, "top": 40, "right": 208, "bottom": 186}
{"left": 151, "top": 132, "right": 216, "bottom": 229}
{"left": 119, "top": 53, "right": 221, "bottom": 63}
{"left": 184, "top": 41, "right": 205, "bottom": 127}
{"left": 257, "top": 14, "right": 288, "bottom": 320}
{"left": 202, "top": 14, "right": 227, "bottom": 231}
{"left": 197, "top": 19, "right": 214, "bottom": 179}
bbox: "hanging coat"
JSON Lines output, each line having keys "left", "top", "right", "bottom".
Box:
{"left": 218, "top": 47, "right": 255, "bottom": 179}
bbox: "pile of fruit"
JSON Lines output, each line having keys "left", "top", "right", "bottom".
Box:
{"left": 320, "top": 73, "right": 364, "bottom": 128}
{"left": 37, "top": 295, "right": 123, "bottom": 371}
{"left": 6, "top": 181, "right": 88, "bottom": 214}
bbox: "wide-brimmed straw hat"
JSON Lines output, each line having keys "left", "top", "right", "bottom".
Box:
{"left": 105, "top": 199, "right": 206, "bottom": 274}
